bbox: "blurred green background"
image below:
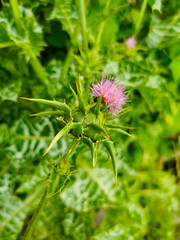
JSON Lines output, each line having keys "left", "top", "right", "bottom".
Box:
{"left": 0, "top": 0, "right": 180, "bottom": 239}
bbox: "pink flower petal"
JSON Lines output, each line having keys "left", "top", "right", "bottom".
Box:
{"left": 90, "top": 75, "right": 128, "bottom": 116}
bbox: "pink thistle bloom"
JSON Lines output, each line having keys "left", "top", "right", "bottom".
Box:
{"left": 125, "top": 37, "right": 136, "bottom": 49}
{"left": 90, "top": 75, "right": 128, "bottom": 116}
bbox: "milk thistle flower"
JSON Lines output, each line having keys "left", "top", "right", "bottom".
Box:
{"left": 90, "top": 75, "right": 128, "bottom": 116}
{"left": 125, "top": 37, "right": 136, "bottom": 49}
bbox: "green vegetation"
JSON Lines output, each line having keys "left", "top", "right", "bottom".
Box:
{"left": 0, "top": 0, "right": 180, "bottom": 239}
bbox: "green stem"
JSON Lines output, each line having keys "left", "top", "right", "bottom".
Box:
{"left": 24, "top": 185, "right": 49, "bottom": 240}
{"left": 50, "top": 174, "right": 60, "bottom": 196}
{"left": 23, "top": 138, "right": 79, "bottom": 239}
{"left": 96, "top": 21, "right": 106, "bottom": 48}
{"left": 30, "top": 57, "right": 52, "bottom": 96}
{"left": 57, "top": 138, "right": 79, "bottom": 166}
{"left": 104, "top": 0, "right": 111, "bottom": 14}
{"left": 9, "top": 0, "right": 22, "bottom": 33}
{"left": 78, "top": 0, "right": 88, "bottom": 55}
{"left": 60, "top": 46, "right": 74, "bottom": 82}
{"left": 134, "top": 0, "right": 148, "bottom": 37}
{"left": 60, "top": 25, "right": 79, "bottom": 84}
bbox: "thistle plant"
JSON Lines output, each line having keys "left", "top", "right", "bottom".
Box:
{"left": 20, "top": 75, "right": 132, "bottom": 239}
{"left": 21, "top": 75, "right": 130, "bottom": 184}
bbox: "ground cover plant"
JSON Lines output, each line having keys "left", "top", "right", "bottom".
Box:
{"left": 0, "top": 0, "right": 180, "bottom": 239}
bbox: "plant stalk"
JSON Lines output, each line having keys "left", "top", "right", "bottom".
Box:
{"left": 23, "top": 184, "right": 49, "bottom": 240}
{"left": 29, "top": 57, "right": 52, "bottom": 96}
{"left": 9, "top": 0, "right": 22, "bottom": 33}
{"left": 57, "top": 138, "right": 79, "bottom": 166}
{"left": 60, "top": 46, "right": 74, "bottom": 83}
{"left": 23, "top": 138, "right": 79, "bottom": 239}
{"left": 134, "top": 0, "right": 148, "bottom": 37}
{"left": 78, "top": 0, "right": 88, "bottom": 55}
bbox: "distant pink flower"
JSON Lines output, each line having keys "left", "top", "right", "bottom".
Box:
{"left": 125, "top": 37, "right": 136, "bottom": 49}
{"left": 90, "top": 75, "right": 128, "bottom": 116}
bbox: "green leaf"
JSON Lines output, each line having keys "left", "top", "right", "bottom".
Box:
{"left": 60, "top": 166, "right": 122, "bottom": 211}
{"left": 88, "top": 123, "right": 108, "bottom": 136}
{"left": 70, "top": 122, "right": 83, "bottom": 137}
{"left": 103, "top": 61, "right": 119, "bottom": 75}
{"left": 44, "top": 121, "right": 73, "bottom": 155}
{"left": 0, "top": 176, "right": 45, "bottom": 238}
{"left": 20, "top": 97, "right": 71, "bottom": 116}
{"left": 106, "top": 126, "right": 136, "bottom": 138}
{"left": 146, "top": 75, "right": 165, "bottom": 89}
{"left": 62, "top": 210, "right": 93, "bottom": 240}
{"left": 152, "top": 0, "right": 161, "bottom": 12}
{"left": 30, "top": 110, "right": 65, "bottom": 117}
{"left": 44, "top": 122, "right": 82, "bottom": 156}
{"left": 93, "top": 224, "right": 140, "bottom": 240}
{"left": 104, "top": 123, "right": 137, "bottom": 130}
{"left": 101, "top": 18, "right": 119, "bottom": 45}
{"left": 102, "top": 139, "right": 117, "bottom": 186}
{"left": 47, "top": 170, "right": 72, "bottom": 198}
{"left": 0, "top": 124, "right": 9, "bottom": 144}
{"left": 0, "top": 191, "right": 27, "bottom": 238}
{"left": 80, "top": 137, "right": 96, "bottom": 167}
{"left": 9, "top": 117, "right": 68, "bottom": 164}
{"left": 50, "top": 0, "right": 78, "bottom": 37}
{"left": 16, "top": 164, "right": 49, "bottom": 193}
{"left": 69, "top": 83, "right": 78, "bottom": 101}
{"left": 0, "top": 4, "right": 45, "bottom": 58}
{"left": 91, "top": 97, "right": 102, "bottom": 117}
{"left": 147, "top": 14, "right": 180, "bottom": 48}
{"left": 0, "top": 71, "right": 22, "bottom": 101}
{"left": 76, "top": 76, "right": 87, "bottom": 115}
{"left": 170, "top": 60, "right": 180, "bottom": 82}
{"left": 45, "top": 59, "right": 63, "bottom": 96}
{"left": 83, "top": 123, "right": 109, "bottom": 142}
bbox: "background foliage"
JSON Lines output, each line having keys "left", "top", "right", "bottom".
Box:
{"left": 0, "top": 0, "right": 180, "bottom": 239}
